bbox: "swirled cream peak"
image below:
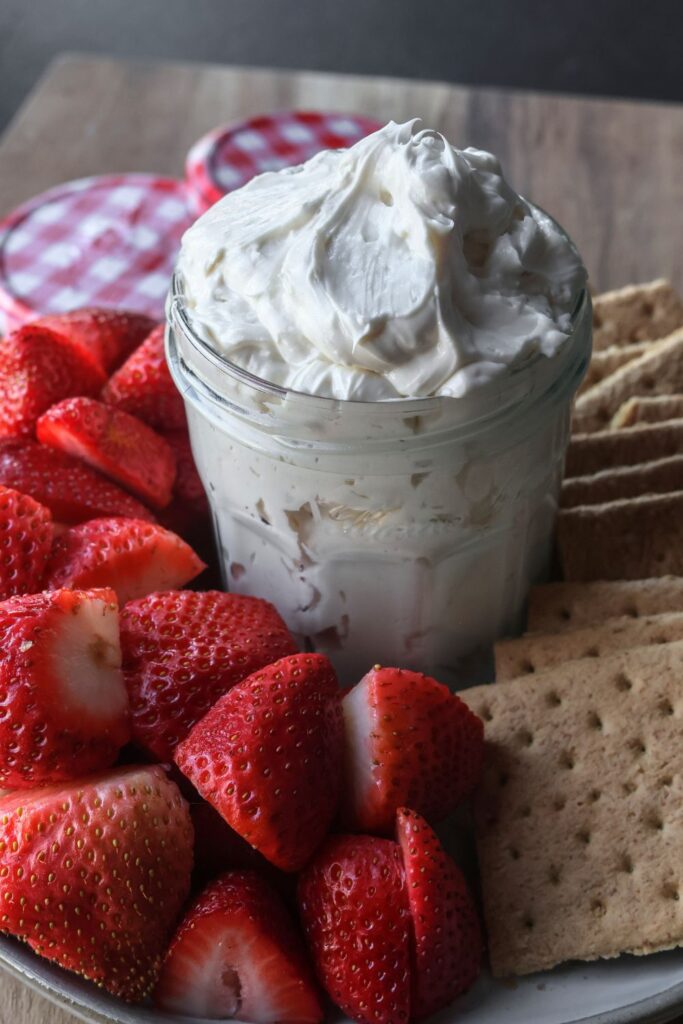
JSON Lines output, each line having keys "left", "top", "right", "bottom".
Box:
{"left": 178, "top": 120, "right": 586, "bottom": 400}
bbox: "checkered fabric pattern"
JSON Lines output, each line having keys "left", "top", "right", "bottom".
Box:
{"left": 0, "top": 174, "right": 196, "bottom": 335}
{"left": 185, "top": 111, "right": 382, "bottom": 211}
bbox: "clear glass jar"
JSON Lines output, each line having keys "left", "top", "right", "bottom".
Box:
{"left": 166, "top": 274, "right": 591, "bottom": 688}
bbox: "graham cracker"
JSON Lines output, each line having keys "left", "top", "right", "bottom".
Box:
{"left": 527, "top": 578, "right": 683, "bottom": 633}
{"left": 573, "top": 327, "right": 683, "bottom": 433}
{"left": 464, "top": 642, "right": 683, "bottom": 976}
{"left": 611, "top": 394, "right": 683, "bottom": 429}
{"left": 579, "top": 341, "right": 653, "bottom": 395}
{"left": 566, "top": 420, "right": 683, "bottom": 478}
{"left": 495, "top": 612, "right": 683, "bottom": 680}
{"left": 557, "top": 491, "right": 683, "bottom": 581}
{"left": 560, "top": 455, "right": 683, "bottom": 508}
{"left": 592, "top": 279, "right": 683, "bottom": 352}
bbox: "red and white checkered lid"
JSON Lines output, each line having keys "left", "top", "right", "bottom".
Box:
{"left": 185, "top": 110, "right": 382, "bottom": 211}
{"left": 0, "top": 174, "right": 197, "bottom": 335}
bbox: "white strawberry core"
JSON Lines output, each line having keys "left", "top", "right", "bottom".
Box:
{"left": 342, "top": 672, "right": 377, "bottom": 811}
{"left": 51, "top": 595, "right": 128, "bottom": 720}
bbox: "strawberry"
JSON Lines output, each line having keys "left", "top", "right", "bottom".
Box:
{"left": 342, "top": 666, "right": 485, "bottom": 833}
{"left": 0, "top": 484, "right": 53, "bottom": 598}
{"left": 298, "top": 834, "right": 412, "bottom": 1024}
{"left": 0, "top": 587, "right": 129, "bottom": 787}
{"left": 0, "top": 439, "right": 155, "bottom": 526}
{"left": 103, "top": 324, "right": 186, "bottom": 431}
{"left": 155, "top": 871, "right": 321, "bottom": 1022}
{"left": 0, "top": 325, "right": 106, "bottom": 439}
{"left": 35, "top": 308, "right": 156, "bottom": 375}
{"left": 164, "top": 429, "right": 209, "bottom": 515}
{"left": 397, "top": 808, "right": 482, "bottom": 1018}
{"left": 36, "top": 397, "right": 176, "bottom": 509}
{"left": 0, "top": 765, "right": 193, "bottom": 1000}
{"left": 44, "top": 517, "right": 205, "bottom": 605}
{"left": 120, "top": 590, "right": 297, "bottom": 761}
{"left": 175, "top": 653, "right": 343, "bottom": 872}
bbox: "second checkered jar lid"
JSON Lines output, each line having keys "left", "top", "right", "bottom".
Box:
{"left": 185, "top": 110, "right": 382, "bottom": 211}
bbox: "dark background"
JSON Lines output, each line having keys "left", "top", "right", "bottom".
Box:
{"left": 0, "top": 0, "right": 681, "bottom": 132}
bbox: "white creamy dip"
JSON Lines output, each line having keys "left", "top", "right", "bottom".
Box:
{"left": 178, "top": 119, "right": 586, "bottom": 401}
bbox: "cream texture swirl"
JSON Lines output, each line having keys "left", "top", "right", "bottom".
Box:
{"left": 177, "top": 119, "right": 586, "bottom": 400}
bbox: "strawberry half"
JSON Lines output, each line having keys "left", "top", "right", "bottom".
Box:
{"left": 164, "top": 429, "right": 209, "bottom": 516}
{"left": 0, "top": 587, "right": 129, "bottom": 787}
{"left": 298, "top": 833, "right": 412, "bottom": 1024}
{"left": 397, "top": 808, "right": 482, "bottom": 1018}
{"left": 37, "top": 397, "right": 176, "bottom": 509}
{"left": 0, "top": 325, "right": 106, "bottom": 439}
{"left": 0, "top": 439, "right": 155, "bottom": 526}
{"left": 0, "top": 484, "right": 53, "bottom": 599}
{"left": 175, "top": 653, "right": 343, "bottom": 871}
{"left": 155, "top": 871, "right": 322, "bottom": 1022}
{"left": 120, "top": 590, "right": 297, "bottom": 761}
{"left": 35, "top": 308, "right": 156, "bottom": 374}
{"left": 45, "top": 517, "right": 205, "bottom": 605}
{"left": 103, "top": 323, "right": 187, "bottom": 431}
{"left": 342, "top": 666, "right": 485, "bottom": 832}
{"left": 0, "top": 765, "right": 193, "bottom": 1000}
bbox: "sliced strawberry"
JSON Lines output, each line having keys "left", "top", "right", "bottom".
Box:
{"left": 0, "top": 484, "right": 53, "bottom": 598}
{"left": 0, "top": 587, "right": 129, "bottom": 787}
{"left": 175, "top": 653, "right": 343, "bottom": 872}
{"left": 35, "top": 308, "right": 156, "bottom": 374}
{"left": 155, "top": 871, "right": 321, "bottom": 1022}
{"left": 0, "top": 765, "right": 193, "bottom": 1000}
{"left": 342, "top": 666, "right": 485, "bottom": 833}
{"left": 103, "top": 323, "right": 186, "bottom": 431}
{"left": 0, "top": 325, "right": 106, "bottom": 438}
{"left": 164, "top": 429, "right": 209, "bottom": 515}
{"left": 298, "top": 834, "right": 411, "bottom": 1024}
{"left": 44, "top": 517, "right": 205, "bottom": 605}
{"left": 397, "top": 808, "right": 482, "bottom": 1018}
{"left": 0, "top": 439, "right": 155, "bottom": 525}
{"left": 120, "top": 590, "right": 297, "bottom": 761}
{"left": 37, "top": 397, "right": 176, "bottom": 509}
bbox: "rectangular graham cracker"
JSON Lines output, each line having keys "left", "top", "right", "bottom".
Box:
{"left": 557, "top": 491, "right": 683, "bottom": 581}
{"left": 611, "top": 394, "right": 683, "bottom": 429}
{"left": 565, "top": 420, "right": 683, "bottom": 477}
{"left": 560, "top": 454, "right": 683, "bottom": 509}
{"left": 578, "top": 342, "right": 653, "bottom": 395}
{"left": 527, "top": 578, "right": 683, "bottom": 633}
{"left": 592, "top": 279, "right": 683, "bottom": 352}
{"left": 573, "top": 327, "right": 683, "bottom": 433}
{"left": 464, "top": 643, "right": 683, "bottom": 976}
{"left": 495, "top": 612, "right": 683, "bottom": 680}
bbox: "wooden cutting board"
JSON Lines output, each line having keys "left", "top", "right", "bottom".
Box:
{"left": 0, "top": 53, "right": 682, "bottom": 1023}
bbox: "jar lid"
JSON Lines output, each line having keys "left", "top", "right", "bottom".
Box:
{"left": 185, "top": 110, "right": 382, "bottom": 211}
{"left": 0, "top": 174, "right": 196, "bottom": 335}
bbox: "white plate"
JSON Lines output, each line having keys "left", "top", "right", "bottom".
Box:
{"left": 2, "top": 934, "right": 683, "bottom": 1024}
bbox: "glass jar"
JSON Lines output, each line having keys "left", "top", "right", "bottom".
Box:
{"left": 166, "top": 274, "right": 591, "bottom": 688}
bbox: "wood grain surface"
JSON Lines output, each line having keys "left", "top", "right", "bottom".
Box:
{"left": 0, "top": 54, "right": 682, "bottom": 294}
{"left": 0, "top": 52, "right": 683, "bottom": 1024}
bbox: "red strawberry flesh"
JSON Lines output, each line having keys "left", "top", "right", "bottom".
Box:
{"left": 0, "top": 439, "right": 155, "bottom": 525}
{"left": 103, "top": 323, "right": 187, "bottom": 431}
{"left": 342, "top": 665, "right": 485, "bottom": 832}
{"left": 175, "top": 652, "right": 343, "bottom": 872}
{"left": 120, "top": 589, "right": 297, "bottom": 761}
{"left": 35, "top": 307, "right": 156, "bottom": 374}
{"left": 0, "top": 325, "right": 106, "bottom": 438}
{"left": 45, "top": 516, "right": 205, "bottom": 605}
{"left": 0, "top": 484, "right": 53, "bottom": 599}
{"left": 0, "top": 587, "right": 130, "bottom": 787}
{"left": 396, "top": 808, "right": 482, "bottom": 1018}
{"left": 298, "top": 833, "right": 411, "bottom": 1024}
{"left": 37, "top": 397, "right": 176, "bottom": 509}
{"left": 155, "top": 870, "right": 322, "bottom": 1022}
{"left": 0, "top": 765, "right": 193, "bottom": 1000}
